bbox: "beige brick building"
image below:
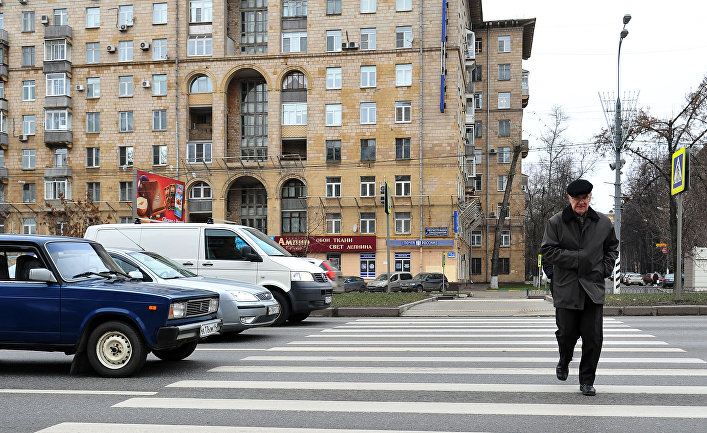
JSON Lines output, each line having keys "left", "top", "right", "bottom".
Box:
{"left": 0, "top": 0, "right": 534, "bottom": 283}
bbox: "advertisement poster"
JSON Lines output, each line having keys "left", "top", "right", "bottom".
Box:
{"left": 135, "top": 170, "right": 185, "bottom": 222}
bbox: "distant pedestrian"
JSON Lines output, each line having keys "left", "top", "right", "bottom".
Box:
{"left": 652, "top": 271, "right": 659, "bottom": 286}
{"left": 541, "top": 179, "right": 619, "bottom": 396}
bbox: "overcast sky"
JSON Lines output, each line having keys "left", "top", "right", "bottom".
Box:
{"left": 483, "top": 0, "right": 707, "bottom": 213}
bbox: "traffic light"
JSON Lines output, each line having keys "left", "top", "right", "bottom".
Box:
{"left": 380, "top": 183, "right": 391, "bottom": 214}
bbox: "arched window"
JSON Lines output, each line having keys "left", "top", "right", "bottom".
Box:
{"left": 189, "top": 181, "right": 212, "bottom": 199}
{"left": 190, "top": 75, "right": 213, "bottom": 93}
{"left": 282, "top": 71, "right": 306, "bottom": 90}
{"left": 281, "top": 179, "right": 306, "bottom": 234}
{"left": 282, "top": 179, "right": 306, "bottom": 198}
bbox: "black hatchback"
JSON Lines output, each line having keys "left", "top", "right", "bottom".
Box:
{"left": 409, "top": 272, "right": 449, "bottom": 292}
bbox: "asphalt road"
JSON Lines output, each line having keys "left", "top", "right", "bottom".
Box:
{"left": 1, "top": 316, "right": 706, "bottom": 433}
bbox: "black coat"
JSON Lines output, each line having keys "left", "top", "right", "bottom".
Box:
{"left": 541, "top": 205, "right": 619, "bottom": 309}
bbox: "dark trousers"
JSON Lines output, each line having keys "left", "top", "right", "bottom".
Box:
{"left": 555, "top": 296, "right": 603, "bottom": 385}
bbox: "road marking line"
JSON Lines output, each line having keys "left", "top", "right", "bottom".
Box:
{"left": 0, "top": 389, "right": 157, "bottom": 396}
{"left": 335, "top": 324, "right": 633, "bottom": 329}
{"left": 35, "top": 423, "right": 476, "bottom": 433}
{"left": 288, "top": 340, "right": 668, "bottom": 346}
{"left": 305, "top": 333, "right": 653, "bottom": 338}
{"left": 113, "top": 398, "right": 707, "bottom": 418}
{"left": 241, "top": 355, "right": 705, "bottom": 364}
{"left": 352, "top": 318, "right": 625, "bottom": 323}
{"left": 321, "top": 328, "right": 641, "bottom": 333}
{"left": 264, "top": 347, "right": 683, "bottom": 353}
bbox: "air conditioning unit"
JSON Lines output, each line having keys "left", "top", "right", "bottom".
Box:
{"left": 489, "top": 148, "right": 497, "bottom": 154}
{"left": 40, "top": 15, "right": 49, "bottom": 25}
{"left": 106, "top": 45, "right": 116, "bottom": 53}
{"left": 348, "top": 41, "right": 359, "bottom": 49}
{"left": 341, "top": 42, "right": 348, "bottom": 50}
{"left": 139, "top": 41, "right": 150, "bottom": 50}
{"left": 521, "top": 185, "right": 528, "bottom": 192}
{"left": 141, "top": 80, "right": 151, "bottom": 88}
{"left": 18, "top": 134, "right": 28, "bottom": 142}
{"left": 119, "top": 24, "right": 128, "bottom": 32}
{"left": 75, "top": 84, "right": 85, "bottom": 92}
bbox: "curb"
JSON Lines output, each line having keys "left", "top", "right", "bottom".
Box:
{"left": 604, "top": 305, "right": 707, "bottom": 316}
{"left": 310, "top": 296, "right": 437, "bottom": 318}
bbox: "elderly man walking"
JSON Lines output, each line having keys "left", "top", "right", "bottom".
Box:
{"left": 541, "top": 179, "right": 619, "bottom": 396}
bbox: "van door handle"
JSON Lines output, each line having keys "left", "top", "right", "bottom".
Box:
{"left": 202, "top": 262, "right": 214, "bottom": 267}
{"left": 182, "top": 262, "right": 194, "bottom": 266}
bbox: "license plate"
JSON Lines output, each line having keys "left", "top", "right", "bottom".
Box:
{"left": 199, "top": 322, "right": 220, "bottom": 338}
{"left": 268, "top": 304, "right": 280, "bottom": 315}
{"left": 325, "top": 295, "right": 332, "bottom": 304}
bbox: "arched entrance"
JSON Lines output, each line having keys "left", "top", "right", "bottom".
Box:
{"left": 227, "top": 176, "right": 267, "bottom": 232}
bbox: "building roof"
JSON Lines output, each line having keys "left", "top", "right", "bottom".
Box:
{"left": 469, "top": 0, "right": 536, "bottom": 60}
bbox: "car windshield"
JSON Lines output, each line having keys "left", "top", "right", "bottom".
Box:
{"left": 128, "top": 251, "right": 196, "bottom": 279}
{"left": 374, "top": 274, "right": 388, "bottom": 281}
{"left": 241, "top": 227, "right": 291, "bottom": 257}
{"left": 46, "top": 241, "right": 125, "bottom": 281}
{"left": 412, "top": 274, "right": 427, "bottom": 281}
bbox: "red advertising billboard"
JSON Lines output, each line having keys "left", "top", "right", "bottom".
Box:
{"left": 135, "top": 170, "right": 185, "bottom": 222}
{"left": 273, "top": 235, "right": 376, "bottom": 253}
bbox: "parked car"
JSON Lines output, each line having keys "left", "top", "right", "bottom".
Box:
{"left": 366, "top": 273, "right": 390, "bottom": 292}
{"left": 642, "top": 273, "right": 654, "bottom": 285}
{"left": 302, "top": 258, "right": 343, "bottom": 293}
{"left": 343, "top": 276, "right": 366, "bottom": 292}
{"left": 404, "top": 272, "right": 449, "bottom": 292}
{"left": 661, "top": 273, "right": 684, "bottom": 288}
{"left": 107, "top": 248, "right": 279, "bottom": 333}
{"left": 624, "top": 272, "right": 644, "bottom": 286}
{"left": 388, "top": 272, "right": 414, "bottom": 292}
{"left": 0, "top": 235, "right": 221, "bottom": 377}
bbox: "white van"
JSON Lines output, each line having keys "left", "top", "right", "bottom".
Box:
{"left": 84, "top": 223, "right": 333, "bottom": 324}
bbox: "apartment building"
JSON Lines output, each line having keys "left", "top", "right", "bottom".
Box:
{"left": 0, "top": 0, "right": 534, "bottom": 283}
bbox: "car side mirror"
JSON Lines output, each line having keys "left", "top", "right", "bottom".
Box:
{"left": 29, "top": 268, "right": 57, "bottom": 283}
{"left": 240, "top": 245, "right": 263, "bottom": 262}
{"left": 128, "top": 270, "right": 144, "bottom": 279}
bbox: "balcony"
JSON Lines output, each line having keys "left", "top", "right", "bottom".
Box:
{"left": 0, "top": 29, "right": 8, "bottom": 45}
{"left": 188, "top": 199, "right": 212, "bottom": 214}
{"left": 44, "top": 25, "right": 72, "bottom": 40}
{"left": 0, "top": 167, "right": 7, "bottom": 180}
{"left": 0, "top": 132, "right": 7, "bottom": 147}
{"left": 45, "top": 95, "right": 72, "bottom": 109}
{"left": 44, "top": 167, "right": 72, "bottom": 178}
{"left": 43, "top": 60, "right": 72, "bottom": 74}
{"left": 522, "top": 70, "right": 530, "bottom": 108}
{"left": 0, "top": 99, "right": 7, "bottom": 112}
{"left": 0, "top": 65, "right": 6, "bottom": 81}
{"left": 44, "top": 131, "right": 73, "bottom": 147}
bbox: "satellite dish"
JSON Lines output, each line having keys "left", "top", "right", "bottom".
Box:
{"left": 353, "top": 224, "right": 358, "bottom": 233}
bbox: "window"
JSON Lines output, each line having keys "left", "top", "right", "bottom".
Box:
{"left": 326, "top": 213, "right": 342, "bottom": 234}
{"left": 498, "top": 175, "right": 508, "bottom": 191}
{"left": 326, "top": 140, "right": 341, "bottom": 162}
{"left": 326, "top": 0, "right": 341, "bottom": 15}
{"left": 187, "top": 142, "right": 212, "bottom": 163}
{"left": 151, "top": 110, "right": 167, "bottom": 131}
{"left": 22, "top": 12, "right": 35, "bottom": 32}
{"left": 86, "top": 112, "right": 100, "bottom": 134}
{"left": 498, "top": 92, "right": 511, "bottom": 109}
{"left": 118, "top": 5, "right": 134, "bottom": 26}
{"left": 86, "top": 7, "right": 100, "bottom": 28}
{"left": 471, "top": 230, "right": 482, "bottom": 247}
{"left": 119, "top": 146, "right": 134, "bottom": 166}
{"left": 0, "top": 82, "right": 4, "bottom": 99}
{"left": 46, "top": 73, "right": 69, "bottom": 96}
{"left": 498, "top": 120, "right": 510, "bottom": 137}
{"left": 396, "top": 26, "right": 413, "bottom": 49}
{"left": 153, "top": 145, "right": 167, "bottom": 165}
{"left": 360, "top": 65, "right": 376, "bottom": 88}
{"left": 471, "top": 65, "right": 482, "bottom": 82}
{"left": 395, "top": 138, "right": 411, "bottom": 160}
{"left": 52, "top": 147, "right": 65, "bottom": 167}
{"left": 326, "top": 30, "right": 342, "bottom": 52}
{"left": 325, "top": 104, "right": 342, "bottom": 126}
{"left": 395, "top": 175, "right": 411, "bottom": 196}
{"left": 22, "top": 183, "right": 36, "bottom": 202}
{"left": 360, "top": 212, "right": 375, "bottom": 234}
{"left": 188, "top": 35, "right": 212, "bottom": 56}
{"left": 86, "top": 77, "right": 100, "bottom": 98}
{"left": 189, "top": 182, "right": 212, "bottom": 199}
{"left": 282, "top": 211, "right": 307, "bottom": 234}
{"left": 282, "top": 0, "right": 307, "bottom": 17}
{"left": 360, "top": 139, "right": 376, "bottom": 161}
{"left": 86, "top": 42, "right": 100, "bottom": 63}
{"left": 87, "top": 182, "right": 100, "bottom": 201}
{"left": 361, "top": 0, "right": 376, "bottom": 13}
{"left": 190, "top": 75, "right": 213, "bottom": 93}
{"left": 53, "top": 8, "right": 67, "bottom": 25}
{"left": 474, "top": 93, "right": 483, "bottom": 109}
{"left": 152, "top": 39, "right": 168, "bottom": 60}
{"left": 190, "top": 0, "right": 212, "bottom": 23}
{"left": 360, "top": 253, "right": 375, "bottom": 278}
{"left": 22, "top": 115, "right": 36, "bottom": 135}
{"left": 499, "top": 64, "right": 511, "bottom": 81}
{"left": 397, "top": 0, "right": 412, "bottom": 11}
{"left": 498, "top": 36, "right": 511, "bottom": 53}
{"left": 22, "top": 149, "right": 36, "bottom": 171}
{"left": 119, "top": 111, "right": 133, "bottom": 132}
{"left": 473, "top": 174, "right": 482, "bottom": 191}
{"left": 475, "top": 37, "right": 483, "bottom": 54}
{"left": 498, "top": 203, "right": 510, "bottom": 220}
{"left": 326, "top": 67, "right": 341, "bottom": 89}
{"left": 326, "top": 177, "right": 341, "bottom": 198}
{"left": 395, "top": 101, "right": 411, "bottom": 123}
{"left": 153, "top": 3, "right": 168, "bottom": 24}
{"left": 119, "top": 76, "right": 133, "bottom": 97}
{"left": 45, "top": 178, "right": 71, "bottom": 200}
{"left": 240, "top": 3, "right": 268, "bottom": 54}
{"left": 471, "top": 257, "right": 482, "bottom": 275}
{"left": 360, "top": 176, "right": 375, "bottom": 197}
{"left": 86, "top": 147, "right": 100, "bottom": 167}
{"left": 361, "top": 28, "right": 376, "bottom": 50}
{"left": 282, "top": 103, "right": 307, "bottom": 125}
{"left": 498, "top": 258, "right": 510, "bottom": 274}
{"left": 45, "top": 39, "right": 68, "bottom": 61}
{"left": 45, "top": 109, "right": 70, "bottom": 131}
{"left": 360, "top": 102, "right": 376, "bottom": 124}
{"left": 396, "top": 64, "right": 412, "bottom": 86}
{"left": 22, "top": 46, "right": 35, "bottom": 67}
{"left": 119, "top": 41, "right": 133, "bottom": 62}
{"left": 0, "top": 14, "right": 3, "bottom": 31}
{"left": 23, "top": 218, "right": 37, "bottom": 235}
{"left": 119, "top": 182, "right": 133, "bottom": 202}
{"left": 153, "top": 74, "right": 167, "bottom": 96}
{"left": 395, "top": 212, "right": 411, "bottom": 234}
{"left": 475, "top": 121, "right": 483, "bottom": 138}
{"left": 22, "top": 81, "right": 36, "bottom": 101}
{"left": 282, "top": 32, "right": 307, "bottom": 53}
{"left": 498, "top": 146, "right": 511, "bottom": 163}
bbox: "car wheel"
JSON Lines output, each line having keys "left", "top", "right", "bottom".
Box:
{"left": 86, "top": 321, "right": 147, "bottom": 378}
{"left": 289, "top": 312, "right": 310, "bottom": 323}
{"left": 415, "top": 285, "right": 423, "bottom": 293}
{"left": 271, "top": 291, "right": 291, "bottom": 326}
{"left": 152, "top": 341, "right": 198, "bottom": 362}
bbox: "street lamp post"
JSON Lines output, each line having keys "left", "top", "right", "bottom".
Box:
{"left": 613, "top": 14, "right": 631, "bottom": 286}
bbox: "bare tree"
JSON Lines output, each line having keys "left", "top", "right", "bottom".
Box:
{"left": 42, "top": 197, "right": 113, "bottom": 238}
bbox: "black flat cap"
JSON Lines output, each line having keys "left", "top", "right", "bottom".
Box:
{"left": 567, "top": 179, "right": 593, "bottom": 196}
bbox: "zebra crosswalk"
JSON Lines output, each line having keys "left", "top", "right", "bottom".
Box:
{"left": 36, "top": 317, "right": 707, "bottom": 433}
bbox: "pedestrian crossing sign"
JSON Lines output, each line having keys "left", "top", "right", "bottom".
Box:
{"left": 671, "top": 147, "right": 689, "bottom": 195}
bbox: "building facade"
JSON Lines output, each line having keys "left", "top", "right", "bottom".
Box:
{"left": 0, "top": 0, "right": 533, "bottom": 283}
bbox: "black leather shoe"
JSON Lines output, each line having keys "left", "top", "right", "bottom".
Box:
{"left": 580, "top": 384, "right": 596, "bottom": 396}
{"left": 556, "top": 363, "right": 568, "bottom": 381}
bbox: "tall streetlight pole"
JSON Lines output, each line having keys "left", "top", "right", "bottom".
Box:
{"left": 613, "top": 14, "right": 631, "bottom": 281}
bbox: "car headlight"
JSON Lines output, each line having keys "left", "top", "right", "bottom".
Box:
{"left": 226, "top": 290, "right": 259, "bottom": 302}
{"left": 291, "top": 271, "right": 314, "bottom": 282}
{"left": 168, "top": 302, "right": 186, "bottom": 319}
{"left": 209, "top": 298, "right": 219, "bottom": 313}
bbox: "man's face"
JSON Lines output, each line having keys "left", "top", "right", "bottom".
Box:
{"left": 568, "top": 193, "right": 591, "bottom": 215}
